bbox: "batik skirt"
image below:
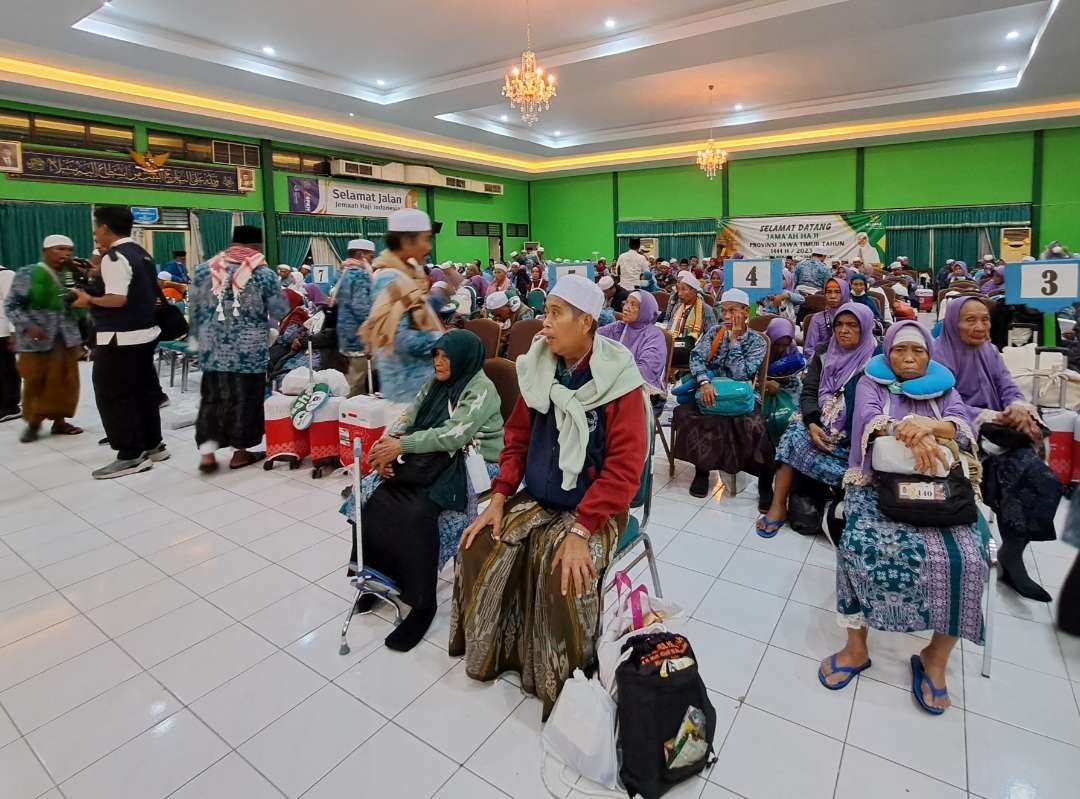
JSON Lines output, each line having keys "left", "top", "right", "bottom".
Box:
{"left": 449, "top": 492, "right": 619, "bottom": 720}
{"left": 671, "top": 402, "right": 774, "bottom": 476}
{"left": 195, "top": 371, "right": 266, "bottom": 450}
{"left": 18, "top": 344, "right": 79, "bottom": 424}
{"left": 775, "top": 419, "right": 849, "bottom": 487}
{"left": 837, "top": 484, "right": 987, "bottom": 645}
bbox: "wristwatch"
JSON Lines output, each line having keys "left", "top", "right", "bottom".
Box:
{"left": 569, "top": 524, "right": 590, "bottom": 540}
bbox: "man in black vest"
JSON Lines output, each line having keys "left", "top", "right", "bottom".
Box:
{"left": 72, "top": 206, "right": 169, "bottom": 478}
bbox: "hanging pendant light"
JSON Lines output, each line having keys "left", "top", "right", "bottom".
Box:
{"left": 697, "top": 84, "right": 727, "bottom": 180}
{"left": 502, "top": 0, "right": 557, "bottom": 126}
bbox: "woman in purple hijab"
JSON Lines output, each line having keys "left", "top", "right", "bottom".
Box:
{"left": 980, "top": 265, "right": 1005, "bottom": 296}
{"left": 757, "top": 303, "right": 876, "bottom": 534}
{"left": 803, "top": 276, "right": 850, "bottom": 357}
{"left": 933, "top": 296, "right": 1058, "bottom": 602}
{"left": 598, "top": 290, "right": 666, "bottom": 402}
{"left": 822, "top": 320, "right": 984, "bottom": 716}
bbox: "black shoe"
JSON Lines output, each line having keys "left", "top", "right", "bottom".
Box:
{"left": 19, "top": 425, "right": 39, "bottom": 443}
{"left": 999, "top": 540, "right": 1052, "bottom": 603}
{"left": 98, "top": 436, "right": 109, "bottom": 446}
{"left": 385, "top": 603, "right": 436, "bottom": 652}
{"left": 689, "top": 470, "right": 709, "bottom": 498}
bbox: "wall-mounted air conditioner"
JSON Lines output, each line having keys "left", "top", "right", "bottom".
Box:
{"left": 330, "top": 159, "right": 378, "bottom": 178}
{"left": 401, "top": 165, "right": 503, "bottom": 195}
{"left": 467, "top": 180, "right": 504, "bottom": 195}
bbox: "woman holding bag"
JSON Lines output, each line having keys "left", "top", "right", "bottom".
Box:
{"left": 340, "top": 329, "right": 503, "bottom": 652}
{"left": 820, "top": 321, "right": 986, "bottom": 716}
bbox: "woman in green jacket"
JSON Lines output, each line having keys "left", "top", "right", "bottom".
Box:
{"left": 341, "top": 329, "right": 504, "bottom": 651}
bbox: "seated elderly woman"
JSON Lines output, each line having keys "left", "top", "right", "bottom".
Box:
{"left": 756, "top": 317, "right": 806, "bottom": 510}
{"left": 343, "top": 329, "right": 503, "bottom": 652}
{"left": 598, "top": 290, "right": 667, "bottom": 413}
{"left": 821, "top": 321, "right": 985, "bottom": 715}
{"left": 672, "top": 289, "right": 773, "bottom": 498}
{"left": 757, "top": 304, "right": 877, "bottom": 535}
{"left": 847, "top": 274, "right": 881, "bottom": 322}
{"left": 803, "top": 276, "right": 850, "bottom": 357}
{"left": 662, "top": 271, "right": 716, "bottom": 367}
{"left": 451, "top": 275, "right": 648, "bottom": 719}
{"left": 980, "top": 265, "right": 1006, "bottom": 297}
{"left": 933, "top": 297, "right": 1060, "bottom": 601}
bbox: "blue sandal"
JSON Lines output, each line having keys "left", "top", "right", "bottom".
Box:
{"left": 755, "top": 515, "right": 783, "bottom": 539}
{"left": 818, "top": 654, "right": 871, "bottom": 690}
{"left": 910, "top": 655, "right": 948, "bottom": 715}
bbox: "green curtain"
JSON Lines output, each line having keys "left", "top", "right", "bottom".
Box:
{"left": 277, "top": 213, "right": 364, "bottom": 268}
{"left": 0, "top": 202, "right": 93, "bottom": 268}
{"left": 151, "top": 231, "right": 186, "bottom": 266}
{"left": 278, "top": 235, "right": 313, "bottom": 268}
{"left": 364, "top": 217, "right": 388, "bottom": 256}
{"left": 323, "top": 236, "right": 353, "bottom": 261}
{"left": 616, "top": 218, "right": 718, "bottom": 262}
{"left": 883, "top": 204, "right": 1030, "bottom": 275}
{"left": 195, "top": 210, "right": 232, "bottom": 260}
{"left": 242, "top": 211, "right": 263, "bottom": 230}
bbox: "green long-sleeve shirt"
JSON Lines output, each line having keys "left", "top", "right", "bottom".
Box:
{"left": 396, "top": 370, "right": 504, "bottom": 462}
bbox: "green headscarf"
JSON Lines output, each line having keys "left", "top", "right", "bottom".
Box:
{"left": 409, "top": 329, "right": 488, "bottom": 511}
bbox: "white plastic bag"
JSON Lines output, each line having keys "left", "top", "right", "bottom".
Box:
{"left": 541, "top": 669, "right": 620, "bottom": 791}
{"left": 596, "top": 572, "right": 682, "bottom": 695}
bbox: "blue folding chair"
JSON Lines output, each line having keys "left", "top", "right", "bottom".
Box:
{"left": 339, "top": 437, "right": 403, "bottom": 655}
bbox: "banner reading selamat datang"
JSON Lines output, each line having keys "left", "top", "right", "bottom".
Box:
{"left": 719, "top": 212, "right": 887, "bottom": 264}
{"left": 287, "top": 176, "right": 419, "bottom": 217}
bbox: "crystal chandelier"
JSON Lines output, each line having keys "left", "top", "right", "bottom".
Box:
{"left": 503, "top": 1, "right": 556, "bottom": 126}
{"left": 697, "top": 84, "right": 727, "bottom": 179}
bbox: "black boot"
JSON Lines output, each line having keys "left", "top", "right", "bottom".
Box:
{"left": 689, "top": 469, "right": 710, "bottom": 498}
{"left": 385, "top": 603, "right": 437, "bottom": 652}
{"left": 998, "top": 539, "right": 1052, "bottom": 603}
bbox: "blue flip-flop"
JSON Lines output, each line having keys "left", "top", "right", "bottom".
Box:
{"left": 756, "top": 515, "right": 783, "bottom": 539}
{"left": 818, "top": 654, "right": 872, "bottom": 690}
{"left": 910, "top": 655, "right": 948, "bottom": 715}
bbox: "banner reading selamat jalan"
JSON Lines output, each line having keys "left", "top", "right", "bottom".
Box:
{"left": 719, "top": 212, "right": 887, "bottom": 264}
{"left": 287, "top": 176, "right": 419, "bottom": 217}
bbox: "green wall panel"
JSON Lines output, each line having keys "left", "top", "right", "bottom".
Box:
{"left": 530, "top": 172, "right": 614, "bottom": 260}
{"left": 432, "top": 169, "right": 530, "bottom": 264}
{"left": 1041, "top": 127, "right": 1080, "bottom": 250}
{"left": 864, "top": 132, "right": 1034, "bottom": 210}
{"left": 617, "top": 164, "right": 723, "bottom": 220}
{"left": 728, "top": 150, "right": 857, "bottom": 216}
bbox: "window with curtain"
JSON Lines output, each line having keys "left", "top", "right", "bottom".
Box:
{"left": 277, "top": 213, "right": 362, "bottom": 267}
{"left": 0, "top": 202, "right": 94, "bottom": 267}
{"left": 616, "top": 218, "right": 719, "bottom": 262}
{"left": 194, "top": 210, "right": 233, "bottom": 260}
{"left": 881, "top": 204, "right": 1030, "bottom": 272}
{"left": 151, "top": 231, "right": 186, "bottom": 266}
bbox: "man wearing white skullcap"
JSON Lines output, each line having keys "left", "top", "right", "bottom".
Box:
{"left": 490, "top": 263, "right": 512, "bottom": 294}
{"left": 597, "top": 273, "right": 630, "bottom": 321}
{"left": 333, "top": 239, "right": 377, "bottom": 394}
{"left": 3, "top": 233, "right": 85, "bottom": 442}
{"left": 454, "top": 269, "right": 648, "bottom": 717}
{"left": 484, "top": 289, "right": 533, "bottom": 354}
{"left": 360, "top": 207, "right": 443, "bottom": 405}
{"left": 661, "top": 270, "right": 715, "bottom": 364}
{"left": 671, "top": 280, "right": 770, "bottom": 498}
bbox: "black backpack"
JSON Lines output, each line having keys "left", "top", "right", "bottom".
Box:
{"left": 615, "top": 632, "right": 717, "bottom": 799}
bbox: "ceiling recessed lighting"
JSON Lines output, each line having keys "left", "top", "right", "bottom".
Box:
{"left": 376, "top": 78, "right": 386, "bottom": 87}
{"left": 996, "top": 64, "right": 1008, "bottom": 72}
{"left": 348, "top": 112, "right": 355, "bottom": 117}
{"left": 1006, "top": 30, "right": 1020, "bottom": 40}
{"left": 604, "top": 18, "right": 616, "bottom": 29}
{"left": 261, "top": 46, "right": 275, "bottom": 56}
{"left": 553, "top": 130, "right": 561, "bottom": 136}
{"left": 500, "top": 114, "right": 509, "bottom": 122}
{"left": 734, "top": 103, "right": 744, "bottom": 111}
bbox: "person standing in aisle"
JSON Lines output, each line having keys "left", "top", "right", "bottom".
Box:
{"left": 0, "top": 263, "right": 20, "bottom": 422}
{"left": 335, "top": 238, "right": 375, "bottom": 395}
{"left": 616, "top": 237, "right": 649, "bottom": 291}
{"left": 71, "top": 208, "right": 167, "bottom": 477}
{"left": 4, "top": 236, "right": 85, "bottom": 440}
{"left": 161, "top": 250, "right": 189, "bottom": 283}
{"left": 188, "top": 225, "right": 283, "bottom": 473}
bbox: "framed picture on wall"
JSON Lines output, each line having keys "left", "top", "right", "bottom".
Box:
{"left": 0, "top": 140, "right": 22, "bottom": 173}
{"left": 236, "top": 167, "right": 256, "bottom": 192}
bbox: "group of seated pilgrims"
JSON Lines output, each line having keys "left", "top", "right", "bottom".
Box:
{"left": 343, "top": 240, "right": 1077, "bottom": 723}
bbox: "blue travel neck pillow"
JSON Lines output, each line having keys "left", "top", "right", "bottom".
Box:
{"left": 865, "top": 354, "right": 955, "bottom": 399}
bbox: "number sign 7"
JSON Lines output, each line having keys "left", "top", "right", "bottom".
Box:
{"left": 1004, "top": 259, "right": 1080, "bottom": 312}
{"left": 723, "top": 259, "right": 783, "bottom": 304}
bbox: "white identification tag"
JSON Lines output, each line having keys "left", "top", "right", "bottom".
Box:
{"left": 465, "top": 448, "right": 491, "bottom": 493}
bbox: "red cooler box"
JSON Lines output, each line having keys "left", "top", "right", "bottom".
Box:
{"left": 1044, "top": 407, "right": 1075, "bottom": 485}
{"left": 310, "top": 396, "right": 343, "bottom": 477}
{"left": 915, "top": 288, "right": 934, "bottom": 313}
{"left": 339, "top": 395, "right": 390, "bottom": 475}
{"left": 265, "top": 392, "right": 310, "bottom": 469}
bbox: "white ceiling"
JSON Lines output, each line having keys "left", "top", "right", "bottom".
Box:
{"left": 0, "top": 0, "right": 1077, "bottom": 172}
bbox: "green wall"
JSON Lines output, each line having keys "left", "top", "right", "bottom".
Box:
{"left": 618, "top": 164, "right": 723, "bottom": 220}
{"left": 432, "top": 169, "right": 530, "bottom": 263}
{"left": 728, "top": 150, "right": 857, "bottom": 216}
{"left": 530, "top": 172, "right": 614, "bottom": 260}
{"left": 1041, "top": 127, "right": 1080, "bottom": 251}
{"left": 863, "top": 132, "right": 1034, "bottom": 210}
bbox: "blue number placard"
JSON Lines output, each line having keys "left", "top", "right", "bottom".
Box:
{"left": 547, "top": 261, "right": 595, "bottom": 289}
{"left": 1004, "top": 259, "right": 1080, "bottom": 312}
{"left": 723, "top": 259, "right": 782, "bottom": 303}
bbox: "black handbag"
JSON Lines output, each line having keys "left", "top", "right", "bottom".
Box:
{"left": 153, "top": 283, "right": 189, "bottom": 341}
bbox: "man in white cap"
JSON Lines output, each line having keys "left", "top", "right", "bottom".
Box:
{"left": 616, "top": 237, "right": 648, "bottom": 292}
{"left": 490, "top": 262, "right": 512, "bottom": 294}
{"left": 454, "top": 273, "right": 649, "bottom": 718}
{"left": 597, "top": 274, "right": 630, "bottom": 321}
{"left": 335, "top": 238, "right": 375, "bottom": 395}
{"left": 360, "top": 207, "right": 444, "bottom": 406}
{"left": 4, "top": 234, "right": 84, "bottom": 442}
{"left": 661, "top": 271, "right": 715, "bottom": 365}
{"left": 484, "top": 290, "right": 534, "bottom": 356}
{"left": 671, "top": 286, "right": 772, "bottom": 497}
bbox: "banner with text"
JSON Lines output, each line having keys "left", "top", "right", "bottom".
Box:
{"left": 719, "top": 212, "right": 887, "bottom": 264}
{"left": 287, "top": 177, "right": 418, "bottom": 217}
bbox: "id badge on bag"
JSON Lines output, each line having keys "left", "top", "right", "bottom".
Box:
{"left": 465, "top": 446, "right": 491, "bottom": 493}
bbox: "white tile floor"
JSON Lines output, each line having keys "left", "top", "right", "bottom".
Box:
{"left": 1, "top": 364, "right": 1079, "bottom": 799}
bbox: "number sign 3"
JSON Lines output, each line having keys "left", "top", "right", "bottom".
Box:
{"left": 1005, "top": 259, "right": 1080, "bottom": 312}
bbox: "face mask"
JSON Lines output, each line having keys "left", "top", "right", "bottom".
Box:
{"left": 852, "top": 288, "right": 865, "bottom": 297}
